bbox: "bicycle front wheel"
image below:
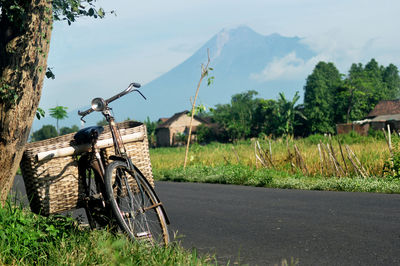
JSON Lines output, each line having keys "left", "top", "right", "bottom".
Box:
{"left": 104, "top": 160, "right": 169, "bottom": 245}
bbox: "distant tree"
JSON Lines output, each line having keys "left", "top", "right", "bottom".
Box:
{"left": 293, "top": 104, "right": 308, "bottom": 137}
{"left": 97, "top": 118, "right": 108, "bottom": 126}
{"left": 255, "top": 98, "right": 279, "bottom": 137}
{"left": 31, "top": 125, "right": 58, "bottom": 142}
{"left": 383, "top": 64, "right": 400, "bottom": 97}
{"left": 59, "top": 125, "right": 79, "bottom": 136}
{"left": 334, "top": 82, "right": 361, "bottom": 123}
{"left": 49, "top": 106, "right": 68, "bottom": 134}
{"left": 211, "top": 90, "right": 260, "bottom": 141}
{"left": 256, "top": 92, "right": 305, "bottom": 138}
{"left": 303, "top": 61, "right": 342, "bottom": 134}
{"left": 143, "top": 117, "right": 160, "bottom": 147}
{"left": 335, "top": 59, "right": 400, "bottom": 123}
{"left": 275, "top": 91, "right": 305, "bottom": 137}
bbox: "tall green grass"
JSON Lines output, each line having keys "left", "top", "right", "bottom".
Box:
{"left": 0, "top": 202, "right": 215, "bottom": 265}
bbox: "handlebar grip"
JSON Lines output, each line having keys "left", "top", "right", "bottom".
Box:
{"left": 132, "top": 82, "right": 141, "bottom": 88}
{"left": 105, "top": 82, "right": 141, "bottom": 104}
{"left": 78, "top": 108, "right": 94, "bottom": 117}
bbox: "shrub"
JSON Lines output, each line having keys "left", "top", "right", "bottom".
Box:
{"left": 31, "top": 124, "right": 58, "bottom": 142}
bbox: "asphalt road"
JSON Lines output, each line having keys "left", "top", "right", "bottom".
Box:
{"left": 154, "top": 181, "right": 400, "bottom": 266}
{"left": 12, "top": 176, "right": 400, "bottom": 265}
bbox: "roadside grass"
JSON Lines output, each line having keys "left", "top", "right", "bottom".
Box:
{"left": 150, "top": 133, "right": 400, "bottom": 194}
{"left": 0, "top": 202, "right": 215, "bottom": 265}
{"left": 154, "top": 165, "right": 400, "bottom": 194}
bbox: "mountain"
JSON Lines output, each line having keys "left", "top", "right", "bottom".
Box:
{"left": 117, "top": 25, "right": 316, "bottom": 121}
{"left": 32, "top": 25, "right": 316, "bottom": 130}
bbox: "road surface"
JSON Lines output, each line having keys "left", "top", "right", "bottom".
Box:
{"left": 155, "top": 181, "right": 400, "bottom": 265}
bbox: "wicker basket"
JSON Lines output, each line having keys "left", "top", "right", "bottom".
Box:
{"left": 20, "top": 121, "right": 154, "bottom": 216}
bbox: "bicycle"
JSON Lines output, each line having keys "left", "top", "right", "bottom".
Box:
{"left": 75, "top": 82, "right": 170, "bottom": 245}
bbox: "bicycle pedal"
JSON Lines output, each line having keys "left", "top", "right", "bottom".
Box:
{"left": 136, "top": 231, "right": 152, "bottom": 239}
{"left": 79, "top": 223, "right": 90, "bottom": 229}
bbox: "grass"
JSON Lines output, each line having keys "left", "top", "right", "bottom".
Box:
{"left": 154, "top": 165, "right": 400, "bottom": 194}
{"left": 0, "top": 201, "right": 215, "bottom": 265}
{"left": 150, "top": 136, "right": 390, "bottom": 177}
{"left": 150, "top": 133, "right": 400, "bottom": 194}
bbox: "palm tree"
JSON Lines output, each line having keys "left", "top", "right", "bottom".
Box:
{"left": 49, "top": 106, "right": 68, "bottom": 134}
{"left": 276, "top": 91, "right": 306, "bottom": 138}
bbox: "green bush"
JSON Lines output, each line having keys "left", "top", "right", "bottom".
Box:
{"left": 31, "top": 124, "right": 58, "bottom": 142}
{"left": 59, "top": 125, "right": 79, "bottom": 136}
{"left": 368, "top": 128, "right": 385, "bottom": 140}
{"left": 196, "top": 124, "right": 215, "bottom": 144}
{"left": 301, "top": 133, "right": 326, "bottom": 145}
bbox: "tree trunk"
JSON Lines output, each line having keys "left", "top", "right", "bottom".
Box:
{"left": 0, "top": 1, "right": 53, "bottom": 204}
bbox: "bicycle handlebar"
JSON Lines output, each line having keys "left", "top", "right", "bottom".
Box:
{"left": 78, "top": 82, "right": 142, "bottom": 119}
{"left": 104, "top": 82, "right": 141, "bottom": 105}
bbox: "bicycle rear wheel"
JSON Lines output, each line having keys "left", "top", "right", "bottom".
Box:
{"left": 104, "top": 160, "right": 169, "bottom": 245}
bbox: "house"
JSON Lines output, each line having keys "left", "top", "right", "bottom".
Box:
{"left": 336, "top": 99, "right": 400, "bottom": 135}
{"left": 366, "top": 99, "right": 400, "bottom": 131}
{"left": 155, "top": 111, "right": 210, "bottom": 147}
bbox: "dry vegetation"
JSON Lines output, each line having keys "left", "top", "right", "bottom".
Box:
{"left": 150, "top": 135, "right": 390, "bottom": 178}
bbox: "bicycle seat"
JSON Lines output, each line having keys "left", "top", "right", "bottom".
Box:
{"left": 74, "top": 126, "right": 104, "bottom": 145}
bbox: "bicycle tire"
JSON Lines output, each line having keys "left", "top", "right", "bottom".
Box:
{"left": 104, "top": 160, "right": 169, "bottom": 245}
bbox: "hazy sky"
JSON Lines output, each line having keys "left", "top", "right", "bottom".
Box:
{"left": 41, "top": 0, "right": 400, "bottom": 113}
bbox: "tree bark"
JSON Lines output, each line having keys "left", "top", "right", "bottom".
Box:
{"left": 0, "top": 1, "right": 53, "bottom": 204}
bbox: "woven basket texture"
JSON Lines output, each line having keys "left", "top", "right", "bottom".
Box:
{"left": 20, "top": 121, "right": 153, "bottom": 216}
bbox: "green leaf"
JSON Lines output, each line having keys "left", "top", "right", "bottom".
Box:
{"left": 88, "top": 8, "right": 95, "bottom": 16}
{"left": 98, "top": 8, "right": 105, "bottom": 18}
{"left": 207, "top": 76, "right": 215, "bottom": 86}
{"left": 36, "top": 108, "right": 45, "bottom": 120}
{"left": 45, "top": 68, "right": 55, "bottom": 79}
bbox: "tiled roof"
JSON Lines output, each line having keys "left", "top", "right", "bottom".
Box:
{"left": 158, "top": 118, "right": 169, "bottom": 123}
{"left": 367, "top": 100, "right": 400, "bottom": 117}
{"left": 156, "top": 111, "right": 210, "bottom": 129}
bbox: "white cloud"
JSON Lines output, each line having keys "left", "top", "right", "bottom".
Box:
{"left": 250, "top": 52, "right": 328, "bottom": 82}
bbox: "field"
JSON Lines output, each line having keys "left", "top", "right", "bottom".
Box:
{"left": 150, "top": 133, "right": 400, "bottom": 193}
